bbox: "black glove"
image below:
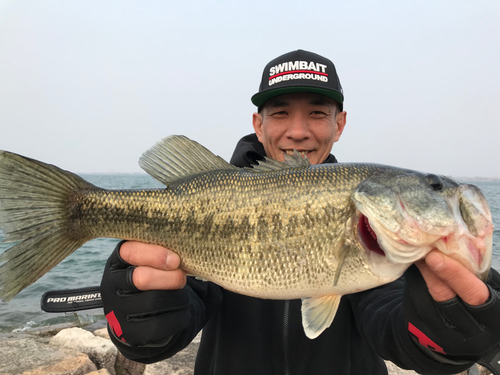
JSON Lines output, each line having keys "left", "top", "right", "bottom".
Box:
{"left": 402, "top": 265, "right": 500, "bottom": 364}
{"left": 100, "top": 241, "right": 191, "bottom": 347}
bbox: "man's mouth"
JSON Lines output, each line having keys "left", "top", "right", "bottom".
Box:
{"left": 283, "top": 149, "right": 310, "bottom": 158}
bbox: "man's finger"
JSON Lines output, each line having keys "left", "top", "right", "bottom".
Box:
{"left": 416, "top": 260, "right": 456, "bottom": 302}
{"left": 425, "top": 251, "right": 489, "bottom": 306}
{"left": 120, "top": 241, "right": 181, "bottom": 270}
{"left": 132, "top": 266, "right": 187, "bottom": 291}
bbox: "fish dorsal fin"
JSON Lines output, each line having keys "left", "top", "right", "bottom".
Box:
{"left": 301, "top": 294, "right": 342, "bottom": 339}
{"left": 139, "top": 135, "right": 237, "bottom": 185}
{"left": 245, "top": 150, "right": 311, "bottom": 173}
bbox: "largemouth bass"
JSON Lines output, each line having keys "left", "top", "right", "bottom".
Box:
{"left": 0, "top": 135, "right": 494, "bottom": 339}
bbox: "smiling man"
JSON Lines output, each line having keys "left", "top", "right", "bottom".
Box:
{"left": 100, "top": 50, "right": 500, "bottom": 375}
{"left": 253, "top": 50, "right": 346, "bottom": 167}
{"left": 252, "top": 92, "right": 346, "bottom": 165}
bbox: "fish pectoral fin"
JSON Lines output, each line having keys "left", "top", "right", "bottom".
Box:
{"left": 334, "top": 243, "right": 350, "bottom": 286}
{"left": 184, "top": 273, "right": 209, "bottom": 282}
{"left": 301, "top": 294, "right": 342, "bottom": 339}
{"left": 139, "top": 135, "right": 238, "bottom": 186}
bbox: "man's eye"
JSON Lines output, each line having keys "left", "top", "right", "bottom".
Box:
{"left": 311, "top": 111, "right": 327, "bottom": 116}
{"left": 271, "top": 111, "right": 287, "bottom": 116}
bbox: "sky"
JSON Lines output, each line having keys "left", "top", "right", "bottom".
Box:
{"left": 0, "top": 1, "right": 499, "bottom": 178}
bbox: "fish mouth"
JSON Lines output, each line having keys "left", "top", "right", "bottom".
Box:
{"left": 358, "top": 214, "right": 386, "bottom": 257}
{"left": 356, "top": 212, "right": 413, "bottom": 281}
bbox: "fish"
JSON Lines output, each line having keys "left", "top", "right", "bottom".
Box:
{"left": 0, "top": 135, "right": 494, "bottom": 339}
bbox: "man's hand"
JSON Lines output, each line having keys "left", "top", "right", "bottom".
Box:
{"left": 100, "top": 241, "right": 191, "bottom": 346}
{"left": 119, "top": 241, "right": 187, "bottom": 291}
{"left": 416, "top": 250, "right": 490, "bottom": 306}
{"left": 402, "top": 251, "right": 500, "bottom": 361}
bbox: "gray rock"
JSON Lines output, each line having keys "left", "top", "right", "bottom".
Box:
{"left": 26, "top": 322, "right": 78, "bottom": 337}
{"left": 385, "top": 361, "right": 419, "bottom": 375}
{"left": 143, "top": 333, "right": 200, "bottom": 375}
{"left": 93, "top": 328, "right": 110, "bottom": 340}
{"left": 0, "top": 334, "right": 97, "bottom": 374}
{"left": 49, "top": 327, "right": 117, "bottom": 374}
{"left": 91, "top": 327, "right": 145, "bottom": 375}
{"left": 478, "top": 364, "right": 493, "bottom": 375}
{"left": 384, "top": 360, "right": 481, "bottom": 375}
{"left": 114, "top": 352, "right": 146, "bottom": 375}
{"left": 85, "top": 370, "right": 112, "bottom": 375}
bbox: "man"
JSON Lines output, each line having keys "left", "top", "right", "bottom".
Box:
{"left": 101, "top": 50, "right": 500, "bottom": 374}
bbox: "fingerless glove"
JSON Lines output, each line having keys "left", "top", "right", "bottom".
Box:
{"left": 100, "top": 241, "right": 191, "bottom": 347}
{"left": 402, "top": 265, "right": 500, "bottom": 364}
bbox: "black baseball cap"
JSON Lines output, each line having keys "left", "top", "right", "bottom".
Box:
{"left": 251, "top": 49, "right": 344, "bottom": 111}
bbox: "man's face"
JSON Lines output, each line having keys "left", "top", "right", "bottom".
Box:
{"left": 252, "top": 92, "right": 347, "bottom": 165}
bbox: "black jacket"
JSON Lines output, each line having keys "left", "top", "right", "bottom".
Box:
{"left": 106, "top": 134, "right": 477, "bottom": 374}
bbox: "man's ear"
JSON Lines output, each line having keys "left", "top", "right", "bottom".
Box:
{"left": 334, "top": 111, "right": 347, "bottom": 142}
{"left": 253, "top": 112, "right": 264, "bottom": 141}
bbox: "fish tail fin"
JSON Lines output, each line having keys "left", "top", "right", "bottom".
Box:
{"left": 0, "top": 151, "right": 94, "bottom": 301}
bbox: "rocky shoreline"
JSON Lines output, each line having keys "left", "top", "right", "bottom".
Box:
{"left": 0, "top": 320, "right": 200, "bottom": 375}
{"left": 0, "top": 320, "right": 487, "bottom": 375}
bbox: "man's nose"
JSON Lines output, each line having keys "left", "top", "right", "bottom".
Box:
{"left": 286, "top": 115, "right": 310, "bottom": 140}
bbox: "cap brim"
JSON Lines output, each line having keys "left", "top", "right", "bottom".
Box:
{"left": 251, "top": 86, "right": 344, "bottom": 108}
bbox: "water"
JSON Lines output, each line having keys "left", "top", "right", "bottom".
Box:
{"left": 0, "top": 176, "right": 499, "bottom": 333}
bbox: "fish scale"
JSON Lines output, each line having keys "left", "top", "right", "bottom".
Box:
{"left": 0, "top": 135, "right": 493, "bottom": 339}
{"left": 71, "top": 166, "right": 366, "bottom": 299}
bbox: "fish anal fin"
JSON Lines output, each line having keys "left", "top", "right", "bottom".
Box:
{"left": 301, "top": 294, "right": 342, "bottom": 339}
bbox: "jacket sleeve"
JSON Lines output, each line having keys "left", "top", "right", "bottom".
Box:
{"left": 348, "top": 266, "right": 476, "bottom": 374}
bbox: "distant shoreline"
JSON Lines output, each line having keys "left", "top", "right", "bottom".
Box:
{"left": 455, "top": 177, "right": 500, "bottom": 181}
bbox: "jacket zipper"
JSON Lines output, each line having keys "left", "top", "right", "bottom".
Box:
{"left": 283, "top": 300, "right": 290, "bottom": 375}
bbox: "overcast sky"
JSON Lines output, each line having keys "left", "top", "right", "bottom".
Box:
{"left": 0, "top": 1, "right": 499, "bottom": 178}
